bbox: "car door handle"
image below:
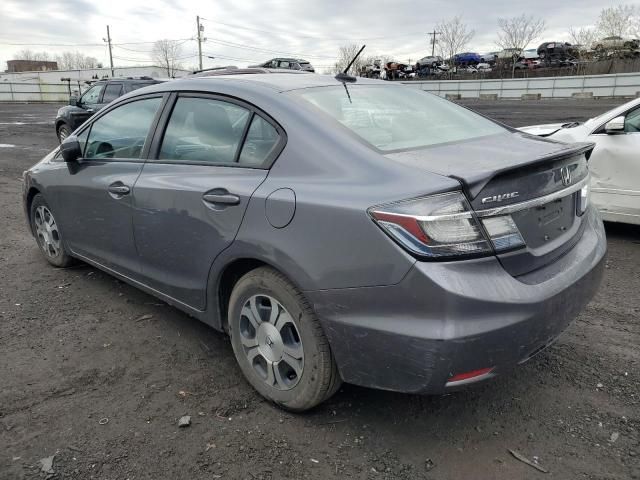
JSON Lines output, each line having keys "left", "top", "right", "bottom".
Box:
{"left": 203, "top": 192, "right": 240, "bottom": 205}
{"left": 108, "top": 184, "right": 130, "bottom": 195}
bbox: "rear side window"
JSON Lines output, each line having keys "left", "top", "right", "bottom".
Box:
{"left": 238, "top": 115, "right": 280, "bottom": 166}
{"left": 159, "top": 97, "right": 250, "bottom": 164}
{"left": 84, "top": 97, "right": 162, "bottom": 160}
{"left": 102, "top": 83, "right": 123, "bottom": 103}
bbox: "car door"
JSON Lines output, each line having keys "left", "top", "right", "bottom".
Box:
{"left": 132, "top": 93, "right": 285, "bottom": 310}
{"left": 589, "top": 105, "right": 640, "bottom": 223}
{"left": 51, "top": 94, "right": 166, "bottom": 277}
{"left": 71, "top": 83, "right": 105, "bottom": 127}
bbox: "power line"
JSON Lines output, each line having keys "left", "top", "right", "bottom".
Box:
{"left": 0, "top": 38, "right": 193, "bottom": 47}
{"left": 205, "top": 38, "right": 335, "bottom": 59}
{"left": 200, "top": 18, "right": 427, "bottom": 41}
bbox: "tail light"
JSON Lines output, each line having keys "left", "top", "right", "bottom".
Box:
{"left": 368, "top": 192, "right": 524, "bottom": 259}
{"left": 577, "top": 182, "right": 589, "bottom": 216}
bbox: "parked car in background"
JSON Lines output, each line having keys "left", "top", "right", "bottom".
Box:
{"left": 537, "top": 42, "right": 575, "bottom": 61}
{"left": 453, "top": 52, "right": 481, "bottom": 65}
{"left": 480, "top": 52, "right": 498, "bottom": 63}
{"left": 55, "top": 77, "right": 162, "bottom": 142}
{"left": 522, "top": 48, "right": 539, "bottom": 60}
{"left": 519, "top": 97, "right": 640, "bottom": 225}
{"left": 457, "top": 65, "right": 478, "bottom": 74}
{"left": 497, "top": 48, "right": 522, "bottom": 60}
{"left": 24, "top": 71, "right": 606, "bottom": 411}
{"left": 416, "top": 55, "right": 444, "bottom": 67}
{"left": 476, "top": 62, "right": 492, "bottom": 72}
{"left": 592, "top": 36, "right": 639, "bottom": 51}
{"left": 251, "top": 58, "right": 315, "bottom": 72}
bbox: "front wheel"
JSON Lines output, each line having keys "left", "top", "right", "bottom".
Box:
{"left": 228, "top": 267, "right": 341, "bottom": 411}
{"left": 30, "top": 194, "right": 75, "bottom": 267}
{"left": 57, "top": 123, "right": 72, "bottom": 143}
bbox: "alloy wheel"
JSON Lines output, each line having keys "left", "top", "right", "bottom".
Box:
{"left": 238, "top": 294, "right": 304, "bottom": 391}
{"left": 34, "top": 205, "right": 62, "bottom": 258}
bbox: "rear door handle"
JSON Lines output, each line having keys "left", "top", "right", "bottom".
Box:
{"left": 108, "top": 183, "right": 130, "bottom": 195}
{"left": 203, "top": 192, "right": 241, "bottom": 206}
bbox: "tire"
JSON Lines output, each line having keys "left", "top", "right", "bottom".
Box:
{"left": 228, "top": 267, "right": 341, "bottom": 411}
{"left": 30, "top": 194, "right": 75, "bottom": 268}
{"left": 57, "top": 123, "right": 72, "bottom": 143}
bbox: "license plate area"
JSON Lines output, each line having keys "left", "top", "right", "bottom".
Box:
{"left": 511, "top": 194, "right": 576, "bottom": 249}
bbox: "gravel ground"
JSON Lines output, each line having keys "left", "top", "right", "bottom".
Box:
{"left": 0, "top": 100, "right": 638, "bottom": 480}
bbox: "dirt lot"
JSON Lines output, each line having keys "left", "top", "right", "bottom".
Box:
{"left": 1, "top": 100, "right": 638, "bottom": 480}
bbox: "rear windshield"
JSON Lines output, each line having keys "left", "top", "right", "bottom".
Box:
{"left": 295, "top": 85, "right": 505, "bottom": 151}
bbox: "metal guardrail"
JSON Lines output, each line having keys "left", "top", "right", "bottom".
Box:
{"left": 401, "top": 72, "right": 640, "bottom": 99}
{"left": 1, "top": 73, "right": 639, "bottom": 102}
{"left": 0, "top": 82, "right": 86, "bottom": 102}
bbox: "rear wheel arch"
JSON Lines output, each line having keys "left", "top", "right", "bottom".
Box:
{"left": 214, "top": 258, "right": 306, "bottom": 333}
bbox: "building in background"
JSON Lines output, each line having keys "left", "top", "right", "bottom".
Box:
{"left": 6, "top": 60, "right": 58, "bottom": 72}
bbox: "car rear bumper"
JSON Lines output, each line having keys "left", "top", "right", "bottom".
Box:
{"left": 306, "top": 207, "right": 606, "bottom": 394}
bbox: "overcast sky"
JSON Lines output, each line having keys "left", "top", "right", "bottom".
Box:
{"left": 0, "top": 0, "right": 624, "bottom": 72}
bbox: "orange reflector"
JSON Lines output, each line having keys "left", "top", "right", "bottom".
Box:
{"left": 447, "top": 367, "right": 494, "bottom": 383}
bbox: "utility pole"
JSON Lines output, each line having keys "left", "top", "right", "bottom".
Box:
{"left": 196, "top": 16, "right": 203, "bottom": 70}
{"left": 104, "top": 25, "right": 114, "bottom": 77}
{"left": 428, "top": 30, "right": 441, "bottom": 57}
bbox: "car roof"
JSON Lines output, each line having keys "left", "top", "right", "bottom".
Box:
{"left": 179, "top": 72, "right": 384, "bottom": 92}
{"left": 96, "top": 77, "right": 161, "bottom": 84}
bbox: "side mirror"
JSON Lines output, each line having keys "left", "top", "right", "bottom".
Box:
{"left": 69, "top": 96, "right": 78, "bottom": 106}
{"left": 60, "top": 135, "right": 82, "bottom": 162}
{"left": 605, "top": 116, "right": 625, "bottom": 134}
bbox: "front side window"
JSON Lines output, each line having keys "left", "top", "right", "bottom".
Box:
{"left": 624, "top": 107, "right": 640, "bottom": 133}
{"left": 81, "top": 84, "right": 104, "bottom": 105}
{"left": 295, "top": 85, "right": 505, "bottom": 152}
{"left": 159, "top": 97, "right": 250, "bottom": 164}
{"left": 85, "top": 97, "right": 162, "bottom": 160}
{"left": 102, "top": 83, "right": 123, "bottom": 103}
{"left": 279, "top": 61, "right": 290, "bottom": 68}
{"left": 238, "top": 115, "right": 280, "bottom": 166}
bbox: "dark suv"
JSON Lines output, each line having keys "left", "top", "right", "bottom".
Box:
{"left": 55, "top": 77, "right": 162, "bottom": 142}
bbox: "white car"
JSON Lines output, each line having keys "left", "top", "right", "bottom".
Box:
{"left": 519, "top": 98, "right": 640, "bottom": 225}
{"left": 591, "top": 36, "right": 639, "bottom": 51}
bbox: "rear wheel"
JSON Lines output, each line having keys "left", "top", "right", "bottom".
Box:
{"left": 30, "top": 194, "right": 74, "bottom": 267}
{"left": 57, "top": 123, "right": 72, "bottom": 143}
{"left": 228, "top": 267, "right": 340, "bottom": 411}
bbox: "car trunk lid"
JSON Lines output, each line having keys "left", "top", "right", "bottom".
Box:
{"left": 385, "top": 132, "right": 594, "bottom": 276}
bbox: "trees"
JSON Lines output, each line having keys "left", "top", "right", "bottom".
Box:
{"left": 152, "top": 39, "right": 183, "bottom": 77}
{"left": 331, "top": 44, "right": 368, "bottom": 75}
{"left": 13, "top": 49, "right": 50, "bottom": 61}
{"left": 435, "top": 16, "right": 475, "bottom": 69}
{"left": 596, "top": 5, "right": 639, "bottom": 38}
{"left": 496, "top": 14, "right": 545, "bottom": 77}
{"left": 55, "top": 51, "right": 99, "bottom": 70}
{"left": 568, "top": 27, "right": 598, "bottom": 58}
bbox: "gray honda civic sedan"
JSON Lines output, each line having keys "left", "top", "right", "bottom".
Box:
{"left": 23, "top": 71, "right": 606, "bottom": 411}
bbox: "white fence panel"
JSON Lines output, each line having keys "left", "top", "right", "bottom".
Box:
{"left": 403, "top": 72, "right": 640, "bottom": 99}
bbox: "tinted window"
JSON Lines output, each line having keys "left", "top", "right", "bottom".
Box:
{"left": 159, "top": 97, "right": 250, "bottom": 164}
{"left": 296, "top": 85, "right": 505, "bottom": 151}
{"left": 625, "top": 107, "right": 640, "bottom": 133}
{"left": 102, "top": 83, "right": 123, "bottom": 103}
{"left": 81, "top": 84, "right": 104, "bottom": 105}
{"left": 238, "top": 115, "right": 280, "bottom": 166}
{"left": 85, "top": 97, "right": 162, "bottom": 160}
